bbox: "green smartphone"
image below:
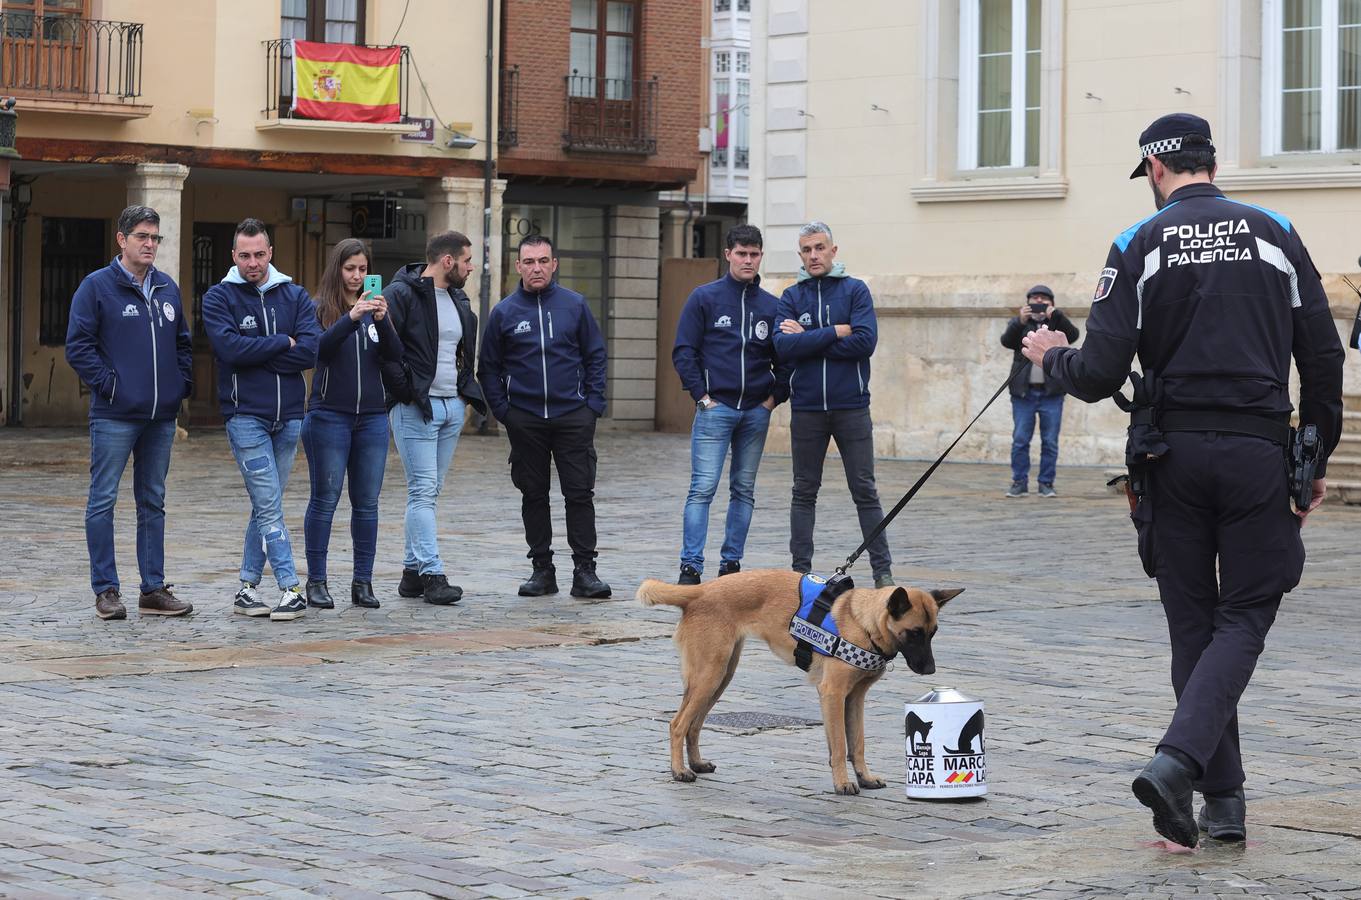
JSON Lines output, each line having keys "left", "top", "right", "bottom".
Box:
{"left": 363, "top": 274, "right": 382, "bottom": 296}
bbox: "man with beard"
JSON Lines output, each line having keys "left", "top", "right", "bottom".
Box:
{"left": 380, "top": 231, "right": 487, "bottom": 606}
{"left": 1023, "top": 113, "right": 1344, "bottom": 847}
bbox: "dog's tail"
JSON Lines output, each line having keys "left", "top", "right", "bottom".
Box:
{"left": 636, "top": 579, "right": 702, "bottom": 609}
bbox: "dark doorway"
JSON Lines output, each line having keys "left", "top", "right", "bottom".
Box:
{"left": 188, "top": 222, "right": 235, "bottom": 427}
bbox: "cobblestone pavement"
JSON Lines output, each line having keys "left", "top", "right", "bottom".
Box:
{"left": 0, "top": 426, "right": 1358, "bottom": 899}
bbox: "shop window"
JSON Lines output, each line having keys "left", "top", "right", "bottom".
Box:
{"left": 502, "top": 204, "right": 608, "bottom": 326}
{"left": 40, "top": 216, "right": 106, "bottom": 347}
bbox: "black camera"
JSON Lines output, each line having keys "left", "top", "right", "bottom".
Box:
{"left": 1289, "top": 424, "right": 1320, "bottom": 511}
{"left": 1028, "top": 302, "right": 1049, "bottom": 320}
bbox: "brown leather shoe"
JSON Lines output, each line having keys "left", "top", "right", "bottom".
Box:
{"left": 95, "top": 588, "right": 126, "bottom": 620}
{"left": 138, "top": 585, "right": 192, "bottom": 617}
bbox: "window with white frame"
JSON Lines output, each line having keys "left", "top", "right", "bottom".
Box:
{"left": 958, "top": 0, "right": 1041, "bottom": 170}
{"left": 736, "top": 51, "right": 750, "bottom": 73}
{"left": 715, "top": 50, "right": 731, "bottom": 73}
{"left": 1262, "top": 0, "right": 1361, "bottom": 154}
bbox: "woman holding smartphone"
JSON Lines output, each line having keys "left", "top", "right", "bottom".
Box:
{"left": 302, "top": 239, "right": 403, "bottom": 609}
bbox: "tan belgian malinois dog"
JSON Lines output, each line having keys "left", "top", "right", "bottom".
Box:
{"left": 637, "top": 569, "right": 962, "bottom": 795}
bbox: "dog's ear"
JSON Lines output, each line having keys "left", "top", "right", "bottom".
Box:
{"left": 931, "top": 587, "right": 964, "bottom": 608}
{"left": 886, "top": 587, "right": 910, "bottom": 618}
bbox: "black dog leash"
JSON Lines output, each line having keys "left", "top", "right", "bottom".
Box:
{"left": 835, "top": 356, "right": 1030, "bottom": 579}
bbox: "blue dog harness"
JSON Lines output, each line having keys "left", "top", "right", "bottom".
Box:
{"left": 789, "top": 573, "right": 893, "bottom": 673}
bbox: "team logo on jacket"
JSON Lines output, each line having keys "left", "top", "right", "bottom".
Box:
{"left": 714, "top": 314, "right": 733, "bottom": 328}
{"left": 1092, "top": 268, "right": 1118, "bottom": 303}
{"left": 162, "top": 302, "right": 176, "bottom": 322}
{"left": 798, "top": 312, "right": 813, "bottom": 327}
{"left": 514, "top": 320, "right": 532, "bottom": 335}
{"left": 239, "top": 314, "right": 258, "bottom": 330}
{"left": 122, "top": 303, "right": 140, "bottom": 317}
{"left": 755, "top": 320, "right": 769, "bottom": 340}
{"left": 368, "top": 323, "right": 379, "bottom": 342}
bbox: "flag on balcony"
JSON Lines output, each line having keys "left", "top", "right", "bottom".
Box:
{"left": 291, "top": 40, "right": 400, "bottom": 124}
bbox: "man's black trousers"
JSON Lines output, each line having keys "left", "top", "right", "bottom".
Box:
{"left": 1145, "top": 431, "right": 1304, "bottom": 793}
{"left": 789, "top": 406, "right": 893, "bottom": 579}
{"left": 502, "top": 405, "right": 599, "bottom": 567}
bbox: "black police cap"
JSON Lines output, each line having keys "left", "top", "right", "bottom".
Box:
{"left": 1128, "top": 113, "right": 1214, "bottom": 179}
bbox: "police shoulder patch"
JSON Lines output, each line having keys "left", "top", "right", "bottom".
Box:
{"left": 1092, "top": 267, "right": 1118, "bottom": 302}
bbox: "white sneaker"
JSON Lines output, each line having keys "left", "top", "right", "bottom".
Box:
{"left": 270, "top": 586, "right": 307, "bottom": 621}
{"left": 233, "top": 582, "right": 271, "bottom": 617}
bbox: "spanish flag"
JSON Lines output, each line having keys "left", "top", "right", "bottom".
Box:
{"left": 292, "top": 40, "right": 401, "bottom": 124}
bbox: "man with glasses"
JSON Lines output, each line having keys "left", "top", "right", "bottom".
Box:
{"left": 478, "top": 234, "right": 611, "bottom": 599}
{"left": 66, "top": 204, "right": 195, "bottom": 620}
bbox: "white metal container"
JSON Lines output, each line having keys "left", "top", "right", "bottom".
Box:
{"left": 904, "top": 686, "right": 988, "bottom": 799}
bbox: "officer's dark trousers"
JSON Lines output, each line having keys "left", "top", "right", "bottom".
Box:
{"left": 1147, "top": 431, "right": 1304, "bottom": 793}
{"left": 789, "top": 407, "right": 892, "bottom": 579}
{"left": 502, "top": 405, "right": 599, "bottom": 567}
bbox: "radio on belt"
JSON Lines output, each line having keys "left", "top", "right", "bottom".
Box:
{"left": 904, "top": 686, "right": 988, "bottom": 800}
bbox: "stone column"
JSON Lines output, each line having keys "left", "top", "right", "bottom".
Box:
{"left": 423, "top": 175, "right": 507, "bottom": 316}
{"left": 126, "top": 163, "right": 190, "bottom": 286}
{"left": 606, "top": 203, "right": 661, "bottom": 429}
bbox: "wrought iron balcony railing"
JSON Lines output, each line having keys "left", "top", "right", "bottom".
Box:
{"left": 563, "top": 74, "right": 658, "bottom": 155}
{"left": 263, "top": 38, "right": 411, "bottom": 121}
{"left": 0, "top": 13, "right": 143, "bottom": 101}
{"left": 499, "top": 65, "right": 519, "bottom": 147}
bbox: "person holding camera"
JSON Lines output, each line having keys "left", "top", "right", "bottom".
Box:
{"left": 999, "top": 285, "right": 1079, "bottom": 498}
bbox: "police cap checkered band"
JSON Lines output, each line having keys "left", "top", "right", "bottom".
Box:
{"left": 1128, "top": 112, "right": 1214, "bottom": 179}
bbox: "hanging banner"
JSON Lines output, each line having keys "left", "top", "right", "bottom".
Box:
{"left": 292, "top": 40, "right": 401, "bottom": 124}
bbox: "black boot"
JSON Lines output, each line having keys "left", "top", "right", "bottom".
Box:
{"left": 717, "top": 561, "right": 740, "bottom": 577}
{"left": 398, "top": 567, "right": 423, "bottom": 598}
{"left": 351, "top": 580, "right": 380, "bottom": 609}
{"left": 570, "top": 562, "right": 611, "bottom": 599}
{"left": 1132, "top": 749, "right": 1200, "bottom": 848}
{"left": 518, "top": 561, "right": 558, "bottom": 597}
{"left": 1198, "top": 786, "right": 1246, "bottom": 841}
{"left": 305, "top": 579, "right": 335, "bottom": 609}
{"left": 421, "top": 573, "right": 463, "bottom": 606}
{"left": 677, "top": 564, "right": 701, "bottom": 585}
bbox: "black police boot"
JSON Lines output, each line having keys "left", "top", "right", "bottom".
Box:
{"left": 717, "top": 561, "right": 740, "bottom": 577}
{"left": 1198, "top": 786, "right": 1247, "bottom": 841}
{"left": 351, "top": 580, "right": 380, "bottom": 609}
{"left": 1131, "top": 749, "right": 1200, "bottom": 848}
{"left": 398, "top": 567, "right": 423, "bottom": 599}
{"left": 518, "top": 561, "right": 559, "bottom": 597}
{"left": 570, "top": 562, "right": 612, "bottom": 599}
{"left": 305, "top": 579, "right": 335, "bottom": 610}
{"left": 421, "top": 573, "right": 463, "bottom": 606}
{"left": 678, "top": 564, "right": 701, "bottom": 585}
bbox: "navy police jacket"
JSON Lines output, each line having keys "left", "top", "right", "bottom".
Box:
{"left": 672, "top": 273, "right": 789, "bottom": 410}
{"left": 65, "top": 259, "right": 193, "bottom": 422}
{"left": 773, "top": 264, "right": 879, "bottom": 412}
{"left": 1045, "top": 182, "right": 1345, "bottom": 474}
{"left": 310, "top": 309, "right": 403, "bottom": 416}
{"left": 478, "top": 281, "right": 608, "bottom": 421}
{"left": 202, "top": 265, "right": 322, "bottom": 423}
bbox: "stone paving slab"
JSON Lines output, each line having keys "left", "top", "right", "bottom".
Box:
{"left": 0, "top": 427, "right": 1358, "bottom": 898}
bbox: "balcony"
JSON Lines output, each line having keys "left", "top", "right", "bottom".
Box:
{"left": 0, "top": 12, "right": 148, "bottom": 117}
{"left": 260, "top": 38, "right": 417, "bottom": 135}
{"left": 563, "top": 75, "right": 657, "bottom": 155}
{"left": 498, "top": 65, "right": 518, "bottom": 148}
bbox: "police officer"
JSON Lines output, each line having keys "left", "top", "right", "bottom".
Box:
{"left": 1023, "top": 114, "right": 1344, "bottom": 847}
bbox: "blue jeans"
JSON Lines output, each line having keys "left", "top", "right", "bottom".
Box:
{"left": 84, "top": 417, "right": 177, "bottom": 596}
{"left": 1010, "top": 388, "right": 1065, "bottom": 485}
{"left": 681, "top": 402, "right": 772, "bottom": 572}
{"left": 226, "top": 415, "right": 302, "bottom": 590}
{"left": 302, "top": 409, "right": 389, "bottom": 583}
{"left": 389, "top": 397, "right": 464, "bottom": 575}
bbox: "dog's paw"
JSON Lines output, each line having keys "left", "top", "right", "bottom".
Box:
{"left": 690, "top": 760, "right": 716, "bottom": 774}
{"left": 856, "top": 773, "right": 887, "bottom": 790}
{"left": 834, "top": 781, "right": 861, "bottom": 796}
{"left": 672, "top": 768, "right": 697, "bottom": 783}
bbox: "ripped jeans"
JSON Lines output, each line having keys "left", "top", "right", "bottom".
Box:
{"left": 226, "top": 414, "right": 302, "bottom": 590}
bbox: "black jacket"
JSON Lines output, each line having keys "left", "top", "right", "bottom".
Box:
{"left": 379, "top": 263, "right": 486, "bottom": 419}
{"left": 311, "top": 310, "right": 403, "bottom": 416}
{"left": 1000, "top": 309, "right": 1079, "bottom": 398}
{"left": 1045, "top": 182, "right": 1344, "bottom": 475}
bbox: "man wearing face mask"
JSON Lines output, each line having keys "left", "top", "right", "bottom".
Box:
{"left": 999, "top": 285, "right": 1080, "bottom": 498}
{"left": 478, "top": 234, "right": 610, "bottom": 600}
{"left": 1023, "top": 113, "right": 1343, "bottom": 848}
{"left": 380, "top": 231, "right": 487, "bottom": 607}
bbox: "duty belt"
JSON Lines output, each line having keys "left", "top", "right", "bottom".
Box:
{"left": 1159, "top": 410, "right": 1290, "bottom": 445}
